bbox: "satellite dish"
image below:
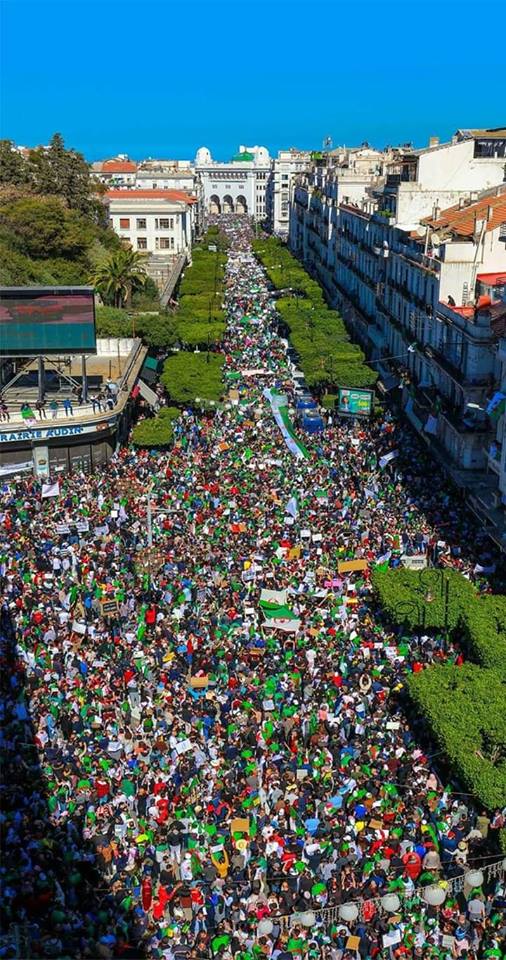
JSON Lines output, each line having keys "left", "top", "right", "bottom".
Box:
{"left": 415, "top": 226, "right": 426, "bottom": 238}
{"left": 431, "top": 232, "right": 441, "bottom": 246}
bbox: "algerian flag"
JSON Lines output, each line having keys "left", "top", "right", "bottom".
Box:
{"left": 261, "top": 600, "right": 301, "bottom": 633}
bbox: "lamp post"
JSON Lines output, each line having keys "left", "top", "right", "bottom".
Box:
{"left": 418, "top": 568, "right": 451, "bottom": 644}
{"left": 394, "top": 598, "right": 425, "bottom": 631}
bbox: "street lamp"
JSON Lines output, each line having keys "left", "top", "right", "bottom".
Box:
{"left": 419, "top": 568, "right": 451, "bottom": 643}
{"left": 394, "top": 598, "right": 425, "bottom": 631}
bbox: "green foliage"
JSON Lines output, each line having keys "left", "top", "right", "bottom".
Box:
{"left": 0, "top": 134, "right": 120, "bottom": 286}
{"left": 253, "top": 237, "right": 377, "bottom": 391}
{"left": 375, "top": 569, "right": 506, "bottom": 813}
{"left": 0, "top": 140, "right": 31, "bottom": 185}
{"left": 321, "top": 394, "right": 338, "bottom": 410}
{"left": 131, "top": 277, "right": 160, "bottom": 311}
{"left": 173, "top": 234, "right": 227, "bottom": 349}
{"left": 176, "top": 321, "right": 227, "bottom": 349}
{"left": 95, "top": 307, "right": 178, "bottom": 349}
{"left": 132, "top": 407, "right": 179, "bottom": 448}
{"left": 90, "top": 247, "right": 149, "bottom": 309}
{"left": 161, "top": 352, "right": 224, "bottom": 406}
{"left": 408, "top": 664, "right": 506, "bottom": 810}
{"left": 371, "top": 569, "right": 477, "bottom": 631}
{"left": 0, "top": 196, "right": 94, "bottom": 260}
{"left": 462, "top": 595, "right": 506, "bottom": 678}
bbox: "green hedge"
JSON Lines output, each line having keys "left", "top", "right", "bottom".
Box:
{"left": 252, "top": 238, "right": 377, "bottom": 391}
{"left": 371, "top": 568, "right": 477, "bottom": 631}
{"left": 161, "top": 352, "right": 224, "bottom": 406}
{"left": 96, "top": 307, "right": 178, "bottom": 349}
{"left": 408, "top": 664, "right": 506, "bottom": 810}
{"left": 131, "top": 407, "right": 180, "bottom": 448}
{"left": 174, "top": 232, "right": 227, "bottom": 348}
{"left": 462, "top": 595, "right": 506, "bottom": 678}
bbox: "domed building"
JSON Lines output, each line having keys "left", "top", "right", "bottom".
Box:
{"left": 194, "top": 144, "right": 271, "bottom": 219}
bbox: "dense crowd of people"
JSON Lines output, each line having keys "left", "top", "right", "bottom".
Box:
{"left": 1, "top": 219, "right": 505, "bottom": 959}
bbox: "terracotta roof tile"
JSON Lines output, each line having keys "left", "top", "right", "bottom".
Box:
{"left": 101, "top": 161, "right": 137, "bottom": 173}
{"left": 105, "top": 189, "right": 196, "bottom": 204}
{"left": 422, "top": 190, "right": 506, "bottom": 238}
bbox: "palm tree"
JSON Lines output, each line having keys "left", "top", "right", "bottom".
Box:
{"left": 90, "top": 247, "right": 148, "bottom": 308}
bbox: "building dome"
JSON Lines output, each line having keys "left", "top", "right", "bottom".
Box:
{"left": 255, "top": 146, "right": 270, "bottom": 162}
{"left": 195, "top": 146, "right": 212, "bottom": 166}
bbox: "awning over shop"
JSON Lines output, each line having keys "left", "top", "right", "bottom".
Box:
{"left": 137, "top": 379, "right": 160, "bottom": 411}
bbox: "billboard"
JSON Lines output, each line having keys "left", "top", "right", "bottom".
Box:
{"left": 337, "top": 387, "right": 373, "bottom": 417}
{"left": 0, "top": 286, "right": 96, "bottom": 356}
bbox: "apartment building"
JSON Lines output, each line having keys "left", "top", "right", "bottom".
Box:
{"left": 373, "top": 127, "right": 506, "bottom": 230}
{"left": 289, "top": 145, "right": 391, "bottom": 295}
{"left": 285, "top": 129, "right": 506, "bottom": 543}
{"left": 266, "top": 148, "right": 312, "bottom": 236}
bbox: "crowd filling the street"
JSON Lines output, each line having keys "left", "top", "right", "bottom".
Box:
{"left": 1, "top": 218, "right": 505, "bottom": 960}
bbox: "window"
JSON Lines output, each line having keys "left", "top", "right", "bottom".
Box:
{"left": 156, "top": 237, "right": 174, "bottom": 250}
{"left": 152, "top": 183, "right": 157, "bottom": 189}
{"left": 136, "top": 218, "right": 147, "bottom": 229}
{"left": 137, "top": 237, "right": 147, "bottom": 249}
{"left": 158, "top": 218, "right": 174, "bottom": 229}
{"left": 119, "top": 218, "right": 130, "bottom": 229}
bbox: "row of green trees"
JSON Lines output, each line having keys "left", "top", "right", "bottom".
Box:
{"left": 130, "top": 229, "right": 229, "bottom": 447}
{"left": 252, "top": 236, "right": 378, "bottom": 392}
{"left": 173, "top": 228, "right": 227, "bottom": 349}
{"left": 372, "top": 569, "right": 506, "bottom": 824}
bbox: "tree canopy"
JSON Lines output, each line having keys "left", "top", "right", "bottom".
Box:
{"left": 253, "top": 237, "right": 378, "bottom": 391}
{"left": 0, "top": 134, "right": 119, "bottom": 286}
{"left": 161, "top": 352, "right": 225, "bottom": 406}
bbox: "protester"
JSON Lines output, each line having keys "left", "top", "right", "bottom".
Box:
{"left": 0, "top": 217, "right": 504, "bottom": 960}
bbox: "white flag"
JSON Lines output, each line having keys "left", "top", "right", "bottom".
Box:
{"left": 41, "top": 482, "right": 60, "bottom": 499}
{"left": 379, "top": 450, "right": 399, "bottom": 469}
{"left": 285, "top": 496, "right": 299, "bottom": 518}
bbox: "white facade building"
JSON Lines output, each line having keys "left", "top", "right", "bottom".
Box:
{"left": 267, "top": 149, "right": 312, "bottom": 236}
{"left": 105, "top": 190, "right": 197, "bottom": 256}
{"left": 374, "top": 128, "right": 506, "bottom": 230}
{"left": 195, "top": 145, "right": 272, "bottom": 219}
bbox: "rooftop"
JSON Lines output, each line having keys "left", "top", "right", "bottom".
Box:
{"left": 100, "top": 161, "right": 137, "bottom": 173}
{"left": 105, "top": 189, "right": 196, "bottom": 204}
{"left": 421, "top": 187, "right": 506, "bottom": 239}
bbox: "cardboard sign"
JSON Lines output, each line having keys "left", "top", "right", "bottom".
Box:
{"left": 338, "top": 558, "right": 369, "bottom": 574}
{"left": 101, "top": 599, "right": 118, "bottom": 616}
{"left": 401, "top": 553, "right": 427, "bottom": 570}
{"left": 189, "top": 676, "right": 209, "bottom": 689}
{"left": 346, "top": 937, "right": 361, "bottom": 951}
{"left": 71, "top": 621, "right": 87, "bottom": 635}
{"left": 230, "top": 817, "right": 250, "bottom": 836}
{"left": 382, "top": 930, "right": 401, "bottom": 948}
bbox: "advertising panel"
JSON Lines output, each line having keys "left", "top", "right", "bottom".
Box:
{"left": 0, "top": 286, "right": 96, "bottom": 356}
{"left": 337, "top": 388, "right": 373, "bottom": 417}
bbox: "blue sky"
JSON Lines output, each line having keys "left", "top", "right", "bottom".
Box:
{"left": 1, "top": 0, "right": 504, "bottom": 162}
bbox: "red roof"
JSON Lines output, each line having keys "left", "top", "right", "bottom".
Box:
{"left": 105, "top": 189, "right": 196, "bottom": 204}
{"left": 422, "top": 190, "right": 506, "bottom": 238}
{"left": 102, "top": 161, "right": 137, "bottom": 173}
{"left": 477, "top": 272, "right": 506, "bottom": 286}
